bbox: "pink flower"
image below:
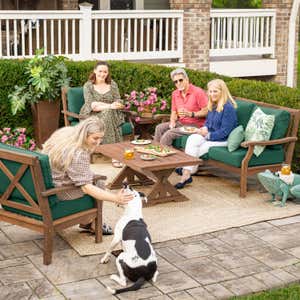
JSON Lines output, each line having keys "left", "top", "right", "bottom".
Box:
{"left": 135, "top": 117, "right": 141, "bottom": 122}
{"left": 3, "top": 128, "right": 11, "bottom": 133}
{"left": 1, "top": 135, "right": 8, "bottom": 143}
{"left": 152, "top": 107, "right": 157, "bottom": 113}
{"left": 29, "top": 143, "right": 36, "bottom": 151}
{"left": 138, "top": 106, "right": 144, "bottom": 112}
{"left": 130, "top": 91, "right": 137, "bottom": 99}
{"left": 124, "top": 103, "right": 131, "bottom": 110}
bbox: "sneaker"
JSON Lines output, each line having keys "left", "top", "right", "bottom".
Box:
{"left": 174, "top": 176, "right": 193, "bottom": 189}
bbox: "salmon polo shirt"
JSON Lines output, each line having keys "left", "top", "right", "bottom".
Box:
{"left": 171, "top": 84, "right": 208, "bottom": 128}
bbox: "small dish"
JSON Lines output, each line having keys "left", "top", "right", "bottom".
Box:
{"left": 131, "top": 139, "right": 152, "bottom": 145}
{"left": 140, "top": 154, "right": 156, "bottom": 161}
{"left": 180, "top": 126, "right": 198, "bottom": 134}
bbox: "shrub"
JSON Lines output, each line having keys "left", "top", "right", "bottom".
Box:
{"left": 0, "top": 59, "right": 299, "bottom": 169}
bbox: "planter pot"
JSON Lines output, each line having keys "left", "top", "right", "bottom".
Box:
{"left": 31, "top": 100, "right": 60, "bottom": 148}
{"left": 140, "top": 106, "right": 153, "bottom": 118}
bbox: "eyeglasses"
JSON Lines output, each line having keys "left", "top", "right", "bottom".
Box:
{"left": 173, "top": 78, "right": 184, "bottom": 85}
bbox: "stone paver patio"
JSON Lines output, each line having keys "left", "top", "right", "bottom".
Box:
{"left": 1, "top": 213, "right": 300, "bottom": 299}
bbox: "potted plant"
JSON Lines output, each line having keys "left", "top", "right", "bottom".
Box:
{"left": 123, "top": 87, "right": 169, "bottom": 122}
{"left": 9, "top": 49, "right": 70, "bottom": 147}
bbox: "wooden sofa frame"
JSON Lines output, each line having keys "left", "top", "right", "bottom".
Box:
{"left": 0, "top": 147, "right": 105, "bottom": 265}
{"left": 154, "top": 98, "right": 300, "bottom": 198}
{"left": 206, "top": 97, "right": 300, "bottom": 198}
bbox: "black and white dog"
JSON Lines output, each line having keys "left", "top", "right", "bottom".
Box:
{"left": 100, "top": 184, "right": 158, "bottom": 294}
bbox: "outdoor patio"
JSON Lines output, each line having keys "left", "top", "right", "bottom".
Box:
{"left": 2, "top": 161, "right": 300, "bottom": 300}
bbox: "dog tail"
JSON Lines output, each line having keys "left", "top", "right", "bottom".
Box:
{"left": 107, "top": 277, "right": 145, "bottom": 295}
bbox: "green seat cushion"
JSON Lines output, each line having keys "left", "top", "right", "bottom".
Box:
{"left": 235, "top": 100, "right": 257, "bottom": 129}
{"left": 172, "top": 135, "right": 189, "bottom": 149}
{"left": 257, "top": 106, "right": 290, "bottom": 150}
{"left": 121, "top": 122, "right": 133, "bottom": 136}
{"left": 0, "top": 143, "right": 58, "bottom": 207}
{"left": 3, "top": 194, "right": 95, "bottom": 221}
{"left": 67, "top": 87, "right": 85, "bottom": 122}
{"left": 208, "top": 146, "right": 284, "bottom": 168}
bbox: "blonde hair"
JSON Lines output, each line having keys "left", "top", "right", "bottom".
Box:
{"left": 42, "top": 116, "right": 105, "bottom": 172}
{"left": 207, "top": 79, "right": 237, "bottom": 112}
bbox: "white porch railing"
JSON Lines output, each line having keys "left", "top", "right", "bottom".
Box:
{"left": 210, "top": 9, "right": 276, "bottom": 57}
{"left": 0, "top": 7, "right": 183, "bottom": 62}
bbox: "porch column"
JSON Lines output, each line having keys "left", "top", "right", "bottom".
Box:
{"left": 169, "top": 0, "right": 212, "bottom": 71}
{"left": 263, "top": 0, "right": 299, "bottom": 87}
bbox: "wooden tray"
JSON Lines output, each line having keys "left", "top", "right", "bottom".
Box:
{"left": 134, "top": 146, "right": 177, "bottom": 157}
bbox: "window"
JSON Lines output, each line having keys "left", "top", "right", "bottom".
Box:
{"left": 110, "top": 0, "right": 133, "bottom": 10}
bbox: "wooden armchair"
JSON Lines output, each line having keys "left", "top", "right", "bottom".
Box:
{"left": 0, "top": 143, "right": 105, "bottom": 265}
{"left": 61, "top": 87, "right": 136, "bottom": 140}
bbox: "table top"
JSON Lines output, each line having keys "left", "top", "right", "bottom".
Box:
{"left": 95, "top": 141, "right": 201, "bottom": 172}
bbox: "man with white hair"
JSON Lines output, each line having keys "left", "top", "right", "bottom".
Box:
{"left": 154, "top": 68, "right": 208, "bottom": 146}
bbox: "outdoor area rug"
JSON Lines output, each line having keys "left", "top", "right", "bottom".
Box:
{"left": 59, "top": 158, "right": 300, "bottom": 256}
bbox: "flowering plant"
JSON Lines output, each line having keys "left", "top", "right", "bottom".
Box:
{"left": 0, "top": 128, "right": 36, "bottom": 151}
{"left": 123, "top": 87, "right": 169, "bottom": 122}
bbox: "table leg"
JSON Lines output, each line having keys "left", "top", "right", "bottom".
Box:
{"left": 145, "top": 169, "right": 189, "bottom": 206}
{"left": 108, "top": 166, "right": 154, "bottom": 189}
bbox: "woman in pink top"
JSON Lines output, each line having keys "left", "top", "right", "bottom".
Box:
{"left": 154, "top": 68, "right": 208, "bottom": 146}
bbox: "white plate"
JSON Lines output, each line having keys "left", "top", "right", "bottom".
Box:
{"left": 179, "top": 126, "right": 198, "bottom": 134}
{"left": 140, "top": 154, "right": 156, "bottom": 161}
{"left": 131, "top": 139, "right": 152, "bottom": 145}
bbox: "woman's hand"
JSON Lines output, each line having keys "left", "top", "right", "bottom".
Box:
{"left": 197, "top": 126, "right": 208, "bottom": 136}
{"left": 169, "top": 120, "right": 176, "bottom": 129}
{"left": 115, "top": 189, "right": 134, "bottom": 205}
{"left": 110, "top": 101, "right": 124, "bottom": 110}
{"left": 91, "top": 102, "right": 102, "bottom": 112}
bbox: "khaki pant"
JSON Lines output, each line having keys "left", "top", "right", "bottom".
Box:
{"left": 154, "top": 121, "right": 188, "bottom": 146}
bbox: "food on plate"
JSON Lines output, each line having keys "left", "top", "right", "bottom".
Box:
{"left": 140, "top": 154, "right": 156, "bottom": 160}
{"left": 183, "top": 126, "right": 197, "bottom": 133}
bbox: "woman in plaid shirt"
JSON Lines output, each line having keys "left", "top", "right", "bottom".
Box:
{"left": 42, "top": 116, "right": 133, "bottom": 234}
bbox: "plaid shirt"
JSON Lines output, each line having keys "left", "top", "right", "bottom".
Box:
{"left": 52, "top": 149, "right": 103, "bottom": 200}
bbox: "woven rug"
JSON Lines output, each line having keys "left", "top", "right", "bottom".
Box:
{"left": 60, "top": 158, "right": 300, "bottom": 256}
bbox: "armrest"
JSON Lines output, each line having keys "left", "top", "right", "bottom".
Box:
{"left": 241, "top": 137, "right": 297, "bottom": 148}
{"left": 61, "top": 110, "right": 87, "bottom": 120}
{"left": 41, "top": 185, "right": 77, "bottom": 197}
{"left": 93, "top": 174, "right": 107, "bottom": 182}
{"left": 153, "top": 114, "right": 170, "bottom": 122}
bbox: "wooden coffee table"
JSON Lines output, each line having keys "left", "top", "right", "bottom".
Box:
{"left": 95, "top": 141, "right": 201, "bottom": 206}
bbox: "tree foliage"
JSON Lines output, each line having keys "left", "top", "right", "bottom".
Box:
{"left": 212, "top": 0, "right": 262, "bottom": 8}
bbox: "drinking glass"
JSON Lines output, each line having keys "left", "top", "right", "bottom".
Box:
{"left": 124, "top": 148, "right": 134, "bottom": 160}
{"left": 281, "top": 163, "right": 291, "bottom": 175}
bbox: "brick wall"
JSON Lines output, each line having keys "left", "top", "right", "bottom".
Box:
{"left": 169, "top": 0, "right": 212, "bottom": 71}
{"left": 263, "top": 0, "right": 299, "bottom": 87}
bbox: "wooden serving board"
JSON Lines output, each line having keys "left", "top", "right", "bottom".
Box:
{"left": 134, "top": 146, "right": 177, "bottom": 157}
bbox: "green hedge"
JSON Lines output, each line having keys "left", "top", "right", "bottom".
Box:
{"left": 0, "top": 59, "right": 299, "bottom": 170}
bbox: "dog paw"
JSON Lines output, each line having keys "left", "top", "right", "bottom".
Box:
{"left": 110, "top": 274, "right": 120, "bottom": 283}
{"left": 100, "top": 256, "right": 110, "bottom": 264}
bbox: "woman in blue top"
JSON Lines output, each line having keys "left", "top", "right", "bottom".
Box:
{"left": 175, "top": 79, "right": 238, "bottom": 189}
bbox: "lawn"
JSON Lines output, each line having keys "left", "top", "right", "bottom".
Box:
{"left": 232, "top": 284, "right": 300, "bottom": 300}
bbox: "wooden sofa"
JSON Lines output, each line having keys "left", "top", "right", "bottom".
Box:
{"left": 61, "top": 87, "right": 135, "bottom": 139}
{"left": 172, "top": 97, "right": 300, "bottom": 197}
{"left": 0, "top": 143, "right": 104, "bottom": 265}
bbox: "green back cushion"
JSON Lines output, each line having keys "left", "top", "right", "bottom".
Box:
{"left": 67, "top": 87, "right": 85, "bottom": 121}
{"left": 257, "top": 106, "right": 290, "bottom": 150}
{"left": 235, "top": 99, "right": 257, "bottom": 129}
{"left": 0, "top": 143, "right": 58, "bottom": 207}
{"left": 208, "top": 146, "right": 284, "bottom": 168}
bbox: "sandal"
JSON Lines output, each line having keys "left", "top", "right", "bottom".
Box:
{"left": 79, "top": 223, "right": 113, "bottom": 235}
{"left": 112, "top": 159, "right": 123, "bottom": 168}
